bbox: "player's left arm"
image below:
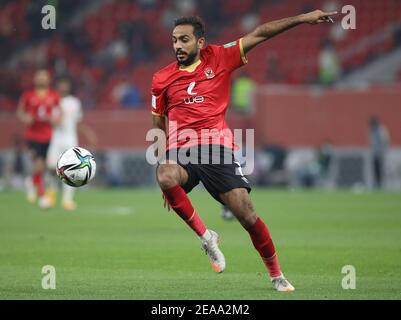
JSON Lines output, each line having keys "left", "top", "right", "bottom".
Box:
{"left": 241, "top": 10, "right": 338, "bottom": 54}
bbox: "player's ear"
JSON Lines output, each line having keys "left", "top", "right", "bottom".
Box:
{"left": 197, "top": 37, "right": 205, "bottom": 49}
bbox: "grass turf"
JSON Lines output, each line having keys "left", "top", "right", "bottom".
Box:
{"left": 0, "top": 188, "right": 400, "bottom": 300}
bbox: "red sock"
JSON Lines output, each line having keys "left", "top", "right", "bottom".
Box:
{"left": 162, "top": 185, "right": 207, "bottom": 237}
{"left": 32, "top": 173, "right": 45, "bottom": 197}
{"left": 246, "top": 217, "right": 282, "bottom": 278}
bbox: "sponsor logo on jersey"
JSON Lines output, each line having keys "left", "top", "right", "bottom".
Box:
{"left": 37, "top": 105, "right": 47, "bottom": 119}
{"left": 187, "top": 82, "right": 197, "bottom": 95}
{"left": 204, "top": 67, "right": 215, "bottom": 79}
{"left": 184, "top": 82, "right": 204, "bottom": 104}
{"left": 184, "top": 96, "right": 204, "bottom": 104}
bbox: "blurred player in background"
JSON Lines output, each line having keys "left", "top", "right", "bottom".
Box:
{"left": 221, "top": 205, "right": 235, "bottom": 220}
{"left": 16, "top": 69, "right": 61, "bottom": 208}
{"left": 369, "top": 116, "right": 390, "bottom": 189}
{"left": 46, "top": 77, "right": 97, "bottom": 210}
{"left": 152, "top": 10, "right": 337, "bottom": 292}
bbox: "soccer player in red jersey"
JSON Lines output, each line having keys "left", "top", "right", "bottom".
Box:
{"left": 17, "top": 69, "right": 62, "bottom": 209}
{"left": 152, "top": 10, "right": 337, "bottom": 291}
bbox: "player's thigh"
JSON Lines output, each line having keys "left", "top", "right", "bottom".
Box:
{"left": 156, "top": 160, "right": 189, "bottom": 187}
{"left": 219, "top": 188, "right": 257, "bottom": 228}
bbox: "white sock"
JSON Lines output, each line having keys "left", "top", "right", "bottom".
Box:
{"left": 62, "top": 184, "right": 75, "bottom": 202}
{"left": 200, "top": 229, "right": 212, "bottom": 242}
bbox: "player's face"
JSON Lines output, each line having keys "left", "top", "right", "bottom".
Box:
{"left": 34, "top": 70, "right": 51, "bottom": 89}
{"left": 57, "top": 80, "right": 71, "bottom": 97}
{"left": 172, "top": 25, "right": 204, "bottom": 66}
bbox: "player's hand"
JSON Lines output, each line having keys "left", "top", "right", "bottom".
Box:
{"left": 162, "top": 194, "right": 171, "bottom": 212}
{"left": 22, "top": 114, "right": 34, "bottom": 125}
{"left": 301, "top": 10, "right": 337, "bottom": 24}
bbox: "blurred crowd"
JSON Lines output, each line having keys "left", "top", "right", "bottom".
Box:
{"left": 1, "top": 0, "right": 401, "bottom": 112}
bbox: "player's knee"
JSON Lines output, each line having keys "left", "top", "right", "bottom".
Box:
{"left": 157, "top": 164, "right": 180, "bottom": 190}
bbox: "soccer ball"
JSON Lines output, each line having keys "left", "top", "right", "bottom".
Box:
{"left": 56, "top": 147, "right": 96, "bottom": 187}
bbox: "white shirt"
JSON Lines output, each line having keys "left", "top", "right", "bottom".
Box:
{"left": 53, "top": 95, "right": 82, "bottom": 145}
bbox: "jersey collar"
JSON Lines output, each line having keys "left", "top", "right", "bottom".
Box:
{"left": 179, "top": 59, "right": 202, "bottom": 73}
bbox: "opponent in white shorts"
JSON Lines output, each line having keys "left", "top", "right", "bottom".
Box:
{"left": 47, "top": 77, "right": 96, "bottom": 210}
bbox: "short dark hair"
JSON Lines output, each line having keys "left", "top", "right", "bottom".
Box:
{"left": 174, "top": 16, "right": 206, "bottom": 39}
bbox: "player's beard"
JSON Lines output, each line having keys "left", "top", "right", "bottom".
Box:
{"left": 176, "top": 49, "right": 198, "bottom": 67}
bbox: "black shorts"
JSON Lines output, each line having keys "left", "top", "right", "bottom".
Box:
{"left": 164, "top": 145, "right": 251, "bottom": 205}
{"left": 26, "top": 140, "right": 50, "bottom": 159}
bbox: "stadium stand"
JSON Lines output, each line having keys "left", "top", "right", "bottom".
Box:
{"left": 1, "top": 0, "right": 401, "bottom": 112}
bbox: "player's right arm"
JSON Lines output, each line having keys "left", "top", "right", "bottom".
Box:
{"left": 152, "top": 114, "right": 166, "bottom": 132}
{"left": 16, "top": 94, "right": 33, "bottom": 125}
{"left": 151, "top": 75, "right": 171, "bottom": 210}
{"left": 151, "top": 73, "right": 168, "bottom": 133}
{"left": 241, "top": 10, "right": 338, "bottom": 54}
{"left": 151, "top": 74, "right": 168, "bottom": 161}
{"left": 152, "top": 114, "right": 168, "bottom": 160}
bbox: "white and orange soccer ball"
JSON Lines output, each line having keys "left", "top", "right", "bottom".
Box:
{"left": 56, "top": 147, "right": 96, "bottom": 187}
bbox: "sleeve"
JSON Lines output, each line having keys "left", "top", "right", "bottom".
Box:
{"left": 218, "top": 38, "right": 248, "bottom": 72}
{"left": 151, "top": 75, "right": 166, "bottom": 117}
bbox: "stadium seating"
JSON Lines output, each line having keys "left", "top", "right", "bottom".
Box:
{"left": 1, "top": 0, "right": 401, "bottom": 111}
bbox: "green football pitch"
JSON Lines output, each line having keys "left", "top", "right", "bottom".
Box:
{"left": 1, "top": 188, "right": 400, "bottom": 300}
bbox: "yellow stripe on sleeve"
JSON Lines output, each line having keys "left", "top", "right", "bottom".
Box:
{"left": 239, "top": 38, "right": 249, "bottom": 65}
{"left": 152, "top": 111, "right": 165, "bottom": 117}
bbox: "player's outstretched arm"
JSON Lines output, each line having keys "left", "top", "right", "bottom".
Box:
{"left": 241, "top": 10, "right": 338, "bottom": 54}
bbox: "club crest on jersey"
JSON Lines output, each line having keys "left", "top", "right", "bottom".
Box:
{"left": 204, "top": 67, "right": 215, "bottom": 79}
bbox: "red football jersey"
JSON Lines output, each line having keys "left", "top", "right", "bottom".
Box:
{"left": 20, "top": 89, "right": 60, "bottom": 143}
{"left": 151, "top": 38, "right": 248, "bottom": 150}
